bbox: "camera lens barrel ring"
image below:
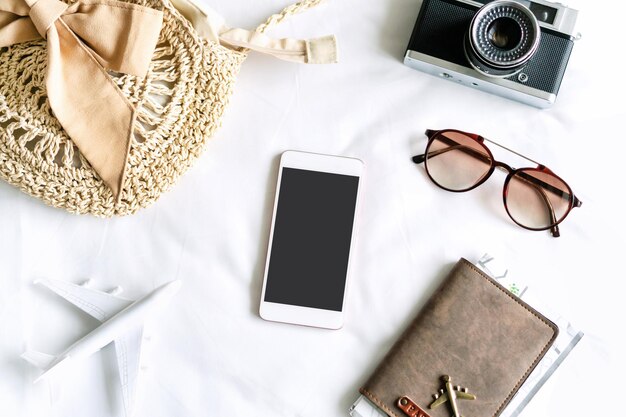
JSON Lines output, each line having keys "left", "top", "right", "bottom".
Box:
{"left": 465, "top": 0, "right": 541, "bottom": 78}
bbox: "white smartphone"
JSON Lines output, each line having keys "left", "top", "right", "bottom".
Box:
{"left": 259, "top": 150, "right": 364, "bottom": 329}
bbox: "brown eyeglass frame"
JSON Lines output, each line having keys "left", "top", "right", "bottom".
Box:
{"left": 412, "top": 129, "right": 582, "bottom": 237}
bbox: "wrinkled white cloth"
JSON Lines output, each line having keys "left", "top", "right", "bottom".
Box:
{"left": 0, "top": 1, "right": 623, "bottom": 417}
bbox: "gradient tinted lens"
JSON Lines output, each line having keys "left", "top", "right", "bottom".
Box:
{"left": 505, "top": 169, "right": 572, "bottom": 229}
{"left": 425, "top": 131, "right": 493, "bottom": 191}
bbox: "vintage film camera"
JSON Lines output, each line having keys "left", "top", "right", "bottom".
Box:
{"left": 404, "top": 0, "right": 580, "bottom": 108}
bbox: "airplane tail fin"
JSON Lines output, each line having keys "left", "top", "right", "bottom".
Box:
{"left": 32, "top": 356, "right": 71, "bottom": 384}
{"left": 21, "top": 350, "right": 57, "bottom": 370}
{"left": 21, "top": 350, "right": 67, "bottom": 403}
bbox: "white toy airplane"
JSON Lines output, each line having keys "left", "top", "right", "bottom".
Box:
{"left": 22, "top": 278, "right": 182, "bottom": 417}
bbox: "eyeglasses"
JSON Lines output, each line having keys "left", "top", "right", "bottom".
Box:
{"left": 412, "top": 129, "right": 582, "bottom": 237}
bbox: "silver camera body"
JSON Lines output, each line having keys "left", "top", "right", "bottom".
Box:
{"left": 404, "top": 0, "right": 579, "bottom": 108}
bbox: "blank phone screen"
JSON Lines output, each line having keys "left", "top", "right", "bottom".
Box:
{"left": 264, "top": 167, "right": 360, "bottom": 311}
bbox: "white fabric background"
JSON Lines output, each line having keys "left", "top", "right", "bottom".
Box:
{"left": 1, "top": 0, "right": 624, "bottom": 416}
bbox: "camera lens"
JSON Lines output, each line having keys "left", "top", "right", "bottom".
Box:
{"left": 464, "top": 0, "right": 540, "bottom": 78}
{"left": 488, "top": 17, "right": 522, "bottom": 49}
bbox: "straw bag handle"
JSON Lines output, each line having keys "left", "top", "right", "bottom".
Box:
{"left": 170, "top": 0, "right": 337, "bottom": 64}
{"left": 255, "top": 0, "right": 324, "bottom": 33}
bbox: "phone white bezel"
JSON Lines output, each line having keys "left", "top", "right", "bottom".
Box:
{"left": 259, "top": 150, "right": 364, "bottom": 330}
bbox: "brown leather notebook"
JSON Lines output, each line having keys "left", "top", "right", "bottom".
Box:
{"left": 359, "top": 258, "right": 558, "bottom": 417}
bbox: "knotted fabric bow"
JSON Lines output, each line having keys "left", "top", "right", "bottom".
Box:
{"left": 0, "top": 0, "right": 163, "bottom": 201}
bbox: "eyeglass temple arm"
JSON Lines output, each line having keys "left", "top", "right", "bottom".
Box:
{"left": 524, "top": 177, "right": 560, "bottom": 237}
{"left": 509, "top": 168, "right": 582, "bottom": 207}
{"left": 515, "top": 170, "right": 584, "bottom": 237}
{"left": 412, "top": 145, "right": 487, "bottom": 164}
{"left": 414, "top": 130, "right": 488, "bottom": 164}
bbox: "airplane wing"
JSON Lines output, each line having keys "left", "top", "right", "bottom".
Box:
{"left": 456, "top": 391, "right": 476, "bottom": 400}
{"left": 36, "top": 278, "right": 134, "bottom": 322}
{"left": 430, "top": 392, "right": 449, "bottom": 409}
{"left": 115, "top": 326, "right": 145, "bottom": 417}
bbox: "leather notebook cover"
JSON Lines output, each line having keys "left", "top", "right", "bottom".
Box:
{"left": 359, "top": 258, "right": 558, "bottom": 417}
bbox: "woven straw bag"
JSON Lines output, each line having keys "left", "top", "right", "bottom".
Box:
{"left": 0, "top": 0, "right": 335, "bottom": 216}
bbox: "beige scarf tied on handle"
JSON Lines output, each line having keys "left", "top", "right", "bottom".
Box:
{"left": 0, "top": 0, "right": 164, "bottom": 202}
